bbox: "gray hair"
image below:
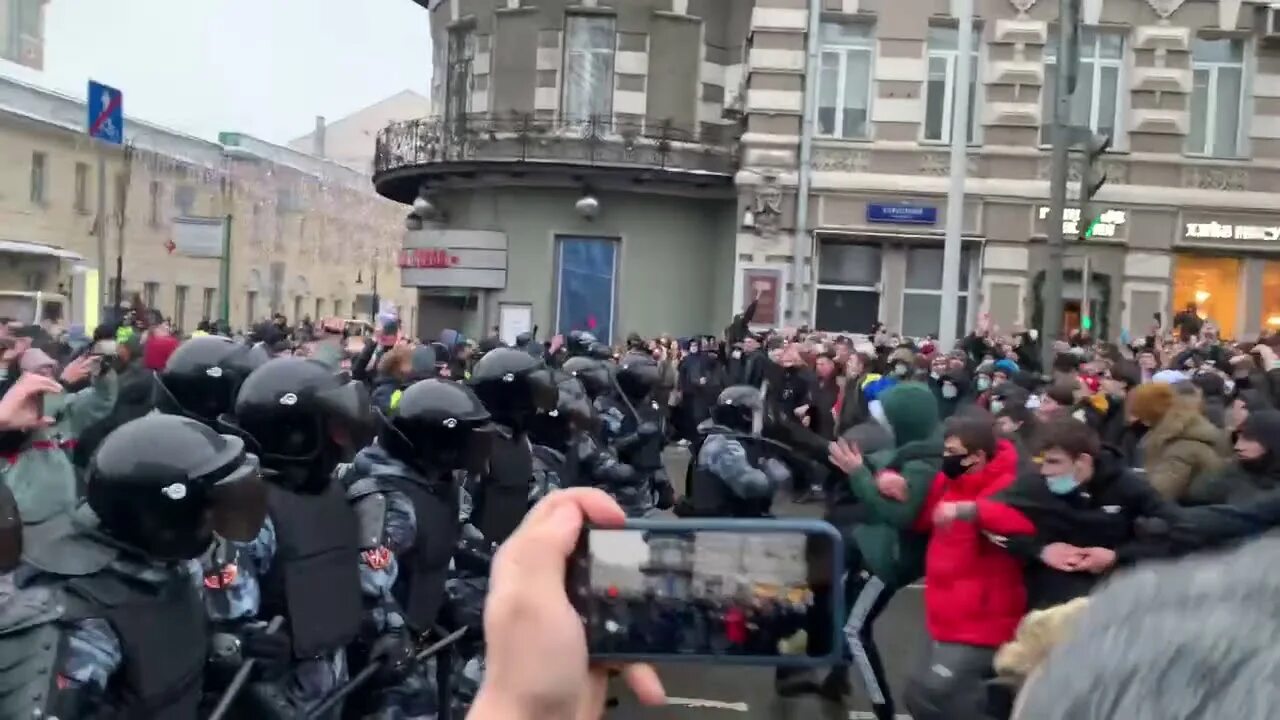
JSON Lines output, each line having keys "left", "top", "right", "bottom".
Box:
{"left": 1016, "top": 534, "right": 1280, "bottom": 719}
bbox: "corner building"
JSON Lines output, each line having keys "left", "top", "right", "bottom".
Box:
{"left": 380, "top": 0, "right": 750, "bottom": 343}
{"left": 740, "top": 0, "right": 1280, "bottom": 340}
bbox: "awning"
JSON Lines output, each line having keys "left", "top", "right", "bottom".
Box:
{"left": 0, "top": 240, "right": 85, "bottom": 261}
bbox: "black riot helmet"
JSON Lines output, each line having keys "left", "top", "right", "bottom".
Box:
{"left": 564, "top": 331, "right": 598, "bottom": 358}
{"left": 528, "top": 373, "right": 596, "bottom": 452}
{"left": 155, "top": 335, "right": 270, "bottom": 428}
{"left": 87, "top": 414, "right": 267, "bottom": 561}
{"left": 220, "top": 357, "right": 374, "bottom": 493}
{"left": 379, "top": 379, "right": 494, "bottom": 474}
{"left": 562, "top": 356, "right": 613, "bottom": 400}
{"left": 468, "top": 347, "right": 558, "bottom": 428}
{"left": 616, "top": 351, "right": 660, "bottom": 402}
{"left": 711, "top": 385, "right": 763, "bottom": 433}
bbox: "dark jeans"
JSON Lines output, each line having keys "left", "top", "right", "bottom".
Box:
{"left": 903, "top": 641, "right": 997, "bottom": 720}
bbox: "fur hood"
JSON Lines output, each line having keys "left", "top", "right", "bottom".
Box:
{"left": 1144, "top": 406, "right": 1229, "bottom": 454}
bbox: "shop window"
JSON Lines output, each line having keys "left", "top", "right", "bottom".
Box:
{"left": 815, "top": 242, "right": 881, "bottom": 333}
{"left": 174, "top": 285, "right": 188, "bottom": 330}
{"left": 556, "top": 236, "right": 618, "bottom": 343}
{"left": 1041, "top": 27, "right": 1124, "bottom": 146}
{"left": 1187, "top": 37, "right": 1247, "bottom": 158}
{"left": 923, "top": 25, "right": 980, "bottom": 144}
{"left": 817, "top": 22, "right": 873, "bottom": 140}
{"left": 901, "top": 246, "right": 971, "bottom": 338}
{"left": 202, "top": 287, "right": 216, "bottom": 322}
{"left": 1261, "top": 262, "right": 1280, "bottom": 334}
{"left": 563, "top": 15, "right": 615, "bottom": 123}
{"left": 245, "top": 291, "right": 258, "bottom": 328}
{"left": 1172, "top": 255, "right": 1240, "bottom": 339}
{"left": 315, "top": 297, "right": 325, "bottom": 320}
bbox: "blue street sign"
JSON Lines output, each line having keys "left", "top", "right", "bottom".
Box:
{"left": 87, "top": 80, "right": 124, "bottom": 145}
{"left": 867, "top": 203, "right": 938, "bottom": 225}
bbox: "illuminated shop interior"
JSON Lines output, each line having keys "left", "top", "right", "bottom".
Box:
{"left": 1172, "top": 255, "right": 1240, "bottom": 339}
{"left": 1263, "top": 262, "right": 1280, "bottom": 332}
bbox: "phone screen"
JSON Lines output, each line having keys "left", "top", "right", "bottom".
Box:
{"left": 569, "top": 520, "right": 843, "bottom": 666}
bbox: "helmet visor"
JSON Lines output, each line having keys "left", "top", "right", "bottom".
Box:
{"left": 155, "top": 371, "right": 235, "bottom": 425}
{"left": 208, "top": 451, "right": 268, "bottom": 543}
{"left": 527, "top": 367, "right": 560, "bottom": 414}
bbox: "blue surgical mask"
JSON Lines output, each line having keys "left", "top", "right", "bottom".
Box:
{"left": 989, "top": 399, "right": 1004, "bottom": 414}
{"left": 976, "top": 376, "right": 991, "bottom": 391}
{"left": 1046, "top": 474, "right": 1079, "bottom": 495}
{"left": 894, "top": 363, "right": 908, "bottom": 377}
{"left": 941, "top": 384, "right": 958, "bottom": 399}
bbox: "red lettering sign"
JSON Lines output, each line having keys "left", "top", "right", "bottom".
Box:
{"left": 398, "top": 248, "right": 460, "bottom": 269}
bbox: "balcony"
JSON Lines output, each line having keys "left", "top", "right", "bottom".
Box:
{"left": 372, "top": 112, "right": 740, "bottom": 203}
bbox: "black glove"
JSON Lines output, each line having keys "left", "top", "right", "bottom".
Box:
{"left": 368, "top": 630, "right": 415, "bottom": 685}
{"left": 654, "top": 481, "right": 675, "bottom": 510}
{"left": 241, "top": 626, "right": 293, "bottom": 682}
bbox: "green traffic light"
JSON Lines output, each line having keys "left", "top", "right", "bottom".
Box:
{"left": 1084, "top": 217, "right": 1101, "bottom": 238}
{"left": 1082, "top": 316, "right": 1093, "bottom": 330}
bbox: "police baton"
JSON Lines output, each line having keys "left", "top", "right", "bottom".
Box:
{"left": 207, "top": 615, "right": 284, "bottom": 720}
{"left": 305, "top": 625, "right": 469, "bottom": 719}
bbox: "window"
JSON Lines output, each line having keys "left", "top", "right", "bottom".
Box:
{"left": 556, "top": 236, "right": 618, "bottom": 343}
{"left": 563, "top": 15, "right": 616, "bottom": 123}
{"left": 817, "top": 23, "right": 873, "bottom": 139}
{"left": 1173, "top": 255, "right": 1240, "bottom": 339}
{"left": 924, "top": 26, "right": 980, "bottom": 143}
{"left": 74, "top": 162, "right": 89, "bottom": 213}
{"left": 149, "top": 181, "right": 162, "bottom": 226}
{"left": 107, "top": 278, "right": 120, "bottom": 307}
{"left": 202, "top": 287, "right": 216, "bottom": 321}
{"left": 293, "top": 295, "right": 303, "bottom": 324}
{"left": 333, "top": 299, "right": 344, "bottom": 318}
{"left": 113, "top": 173, "right": 128, "bottom": 221}
{"left": 314, "top": 297, "right": 325, "bottom": 320}
{"left": 815, "top": 242, "right": 881, "bottom": 333}
{"left": 901, "top": 246, "right": 973, "bottom": 338}
{"left": 1188, "top": 37, "right": 1247, "bottom": 158}
{"left": 173, "top": 184, "right": 196, "bottom": 217}
{"left": 1041, "top": 27, "right": 1123, "bottom": 145}
{"left": 1262, "top": 262, "right": 1280, "bottom": 333}
{"left": 445, "top": 27, "right": 475, "bottom": 124}
{"left": 143, "top": 281, "right": 159, "bottom": 309}
{"left": 174, "top": 285, "right": 188, "bottom": 330}
{"left": 29, "top": 151, "right": 46, "bottom": 204}
{"left": 246, "top": 291, "right": 258, "bottom": 328}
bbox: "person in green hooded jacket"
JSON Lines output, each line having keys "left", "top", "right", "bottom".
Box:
{"left": 826, "top": 381, "right": 944, "bottom": 720}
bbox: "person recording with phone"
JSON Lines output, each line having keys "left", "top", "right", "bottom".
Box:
{"left": 0, "top": 343, "right": 117, "bottom": 529}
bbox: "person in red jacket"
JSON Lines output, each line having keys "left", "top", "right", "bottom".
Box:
{"left": 902, "top": 415, "right": 1035, "bottom": 720}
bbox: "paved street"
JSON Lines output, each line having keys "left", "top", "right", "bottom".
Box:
{"left": 634, "top": 447, "right": 928, "bottom": 719}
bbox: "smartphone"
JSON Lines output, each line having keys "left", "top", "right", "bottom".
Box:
{"left": 567, "top": 518, "right": 844, "bottom": 666}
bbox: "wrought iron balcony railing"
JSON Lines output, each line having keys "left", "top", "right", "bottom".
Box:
{"left": 373, "top": 112, "right": 740, "bottom": 178}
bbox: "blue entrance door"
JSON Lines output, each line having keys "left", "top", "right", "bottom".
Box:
{"left": 556, "top": 236, "right": 617, "bottom": 343}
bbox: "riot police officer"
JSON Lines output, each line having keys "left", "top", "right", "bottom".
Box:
{"left": 342, "top": 378, "right": 494, "bottom": 720}
{"left": 562, "top": 355, "right": 614, "bottom": 417}
{"left": 466, "top": 347, "right": 557, "bottom": 545}
{"left": 685, "top": 385, "right": 785, "bottom": 517}
{"left": 598, "top": 351, "right": 673, "bottom": 516}
{"left": 0, "top": 414, "right": 266, "bottom": 719}
{"left": 154, "top": 335, "right": 269, "bottom": 427}
{"left": 207, "top": 357, "right": 372, "bottom": 718}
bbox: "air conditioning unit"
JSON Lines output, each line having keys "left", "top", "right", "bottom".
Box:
{"left": 1265, "top": 4, "right": 1280, "bottom": 40}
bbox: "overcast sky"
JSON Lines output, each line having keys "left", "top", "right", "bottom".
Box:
{"left": 37, "top": 0, "right": 431, "bottom": 144}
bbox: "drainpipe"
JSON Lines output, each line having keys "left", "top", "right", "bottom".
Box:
{"left": 792, "top": 0, "right": 821, "bottom": 327}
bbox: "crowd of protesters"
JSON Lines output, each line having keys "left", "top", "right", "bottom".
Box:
{"left": 3, "top": 288, "right": 1280, "bottom": 720}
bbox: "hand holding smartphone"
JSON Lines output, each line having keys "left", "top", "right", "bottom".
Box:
{"left": 567, "top": 518, "right": 844, "bottom": 666}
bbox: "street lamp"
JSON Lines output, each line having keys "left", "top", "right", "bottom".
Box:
{"left": 355, "top": 263, "right": 379, "bottom": 321}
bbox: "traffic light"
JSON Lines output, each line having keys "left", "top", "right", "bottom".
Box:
{"left": 1077, "top": 132, "right": 1112, "bottom": 240}
{"left": 1081, "top": 314, "right": 1093, "bottom": 331}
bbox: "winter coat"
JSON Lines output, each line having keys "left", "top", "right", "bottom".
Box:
{"left": 1140, "top": 408, "right": 1232, "bottom": 502}
{"left": 1185, "top": 409, "right": 1280, "bottom": 506}
{"left": 913, "top": 439, "right": 1034, "bottom": 648}
{"left": 998, "top": 447, "right": 1177, "bottom": 611}
{"left": 844, "top": 382, "right": 943, "bottom": 589}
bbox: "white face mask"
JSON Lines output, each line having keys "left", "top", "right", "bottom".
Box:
{"left": 894, "top": 363, "right": 908, "bottom": 377}
{"left": 976, "top": 376, "right": 992, "bottom": 391}
{"left": 941, "top": 384, "right": 958, "bottom": 400}
{"left": 930, "top": 371, "right": 941, "bottom": 381}
{"left": 989, "top": 399, "right": 1004, "bottom": 414}
{"left": 1224, "top": 379, "right": 1236, "bottom": 395}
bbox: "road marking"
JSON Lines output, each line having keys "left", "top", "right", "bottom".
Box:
{"left": 664, "top": 697, "right": 912, "bottom": 719}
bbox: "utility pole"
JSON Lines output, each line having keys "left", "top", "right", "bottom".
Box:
{"left": 95, "top": 151, "right": 108, "bottom": 317}
{"left": 1041, "top": 0, "right": 1080, "bottom": 369}
{"left": 114, "top": 142, "right": 135, "bottom": 316}
{"left": 938, "top": 0, "right": 974, "bottom": 351}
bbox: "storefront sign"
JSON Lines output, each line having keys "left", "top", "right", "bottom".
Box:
{"left": 401, "top": 229, "right": 508, "bottom": 289}
{"left": 867, "top": 203, "right": 938, "bottom": 225}
{"left": 398, "top": 248, "right": 459, "bottom": 269}
{"left": 741, "top": 268, "right": 782, "bottom": 326}
{"left": 1185, "top": 221, "right": 1280, "bottom": 242}
{"left": 1038, "top": 207, "right": 1127, "bottom": 238}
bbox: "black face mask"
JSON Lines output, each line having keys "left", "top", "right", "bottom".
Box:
{"left": 1240, "top": 454, "right": 1272, "bottom": 474}
{"left": 0, "top": 430, "right": 29, "bottom": 456}
{"left": 941, "top": 454, "right": 970, "bottom": 479}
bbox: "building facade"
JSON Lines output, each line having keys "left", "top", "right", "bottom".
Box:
{"left": 740, "top": 0, "right": 1280, "bottom": 340}
{"left": 288, "top": 90, "right": 434, "bottom": 174}
{"left": 0, "top": 73, "right": 412, "bottom": 333}
{"left": 0, "top": 0, "right": 44, "bottom": 70}
{"left": 381, "top": 0, "right": 748, "bottom": 343}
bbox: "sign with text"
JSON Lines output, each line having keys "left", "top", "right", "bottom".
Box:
{"left": 867, "top": 203, "right": 938, "bottom": 225}
{"left": 399, "top": 248, "right": 459, "bottom": 269}
{"left": 400, "top": 229, "right": 508, "bottom": 289}
{"left": 1184, "top": 221, "right": 1280, "bottom": 242}
{"left": 1038, "top": 207, "right": 1127, "bottom": 238}
{"left": 742, "top": 268, "right": 782, "bottom": 326}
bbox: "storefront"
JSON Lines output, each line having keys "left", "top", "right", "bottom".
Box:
{"left": 1175, "top": 214, "right": 1280, "bottom": 340}
{"left": 399, "top": 227, "right": 508, "bottom": 341}
{"left": 810, "top": 198, "right": 981, "bottom": 336}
